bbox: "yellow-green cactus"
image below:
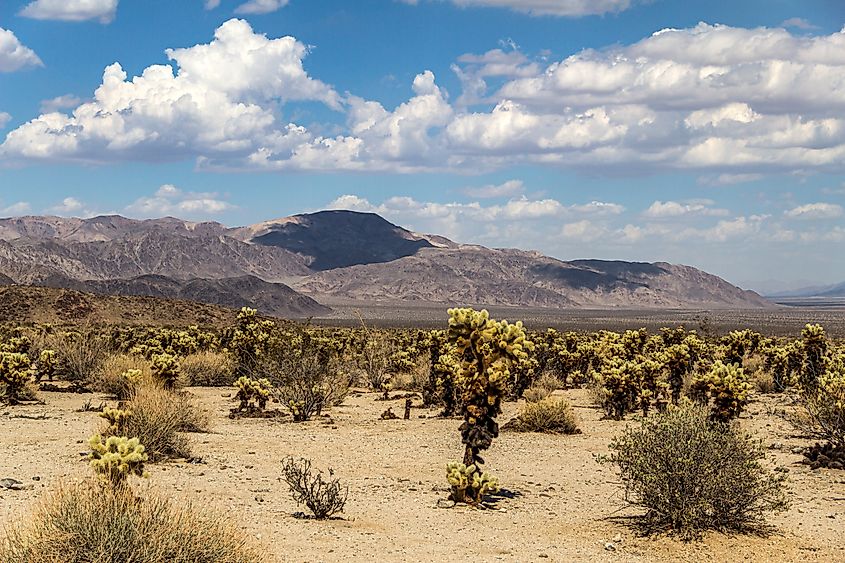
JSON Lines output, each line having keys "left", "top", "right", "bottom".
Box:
{"left": 35, "top": 349, "right": 57, "bottom": 382}
{"left": 233, "top": 375, "right": 272, "bottom": 412}
{"left": 689, "top": 360, "right": 751, "bottom": 422}
{"left": 99, "top": 406, "right": 132, "bottom": 433}
{"left": 0, "top": 352, "right": 33, "bottom": 405}
{"left": 150, "top": 353, "right": 181, "bottom": 390}
{"left": 88, "top": 434, "right": 148, "bottom": 486}
{"left": 446, "top": 461, "right": 499, "bottom": 505}
{"left": 447, "top": 307, "right": 533, "bottom": 469}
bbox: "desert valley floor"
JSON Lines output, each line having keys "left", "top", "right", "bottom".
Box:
{"left": 2, "top": 387, "right": 843, "bottom": 562}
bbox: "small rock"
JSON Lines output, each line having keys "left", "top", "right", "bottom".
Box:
{"left": 792, "top": 447, "right": 805, "bottom": 455}
{"left": 612, "top": 533, "right": 622, "bottom": 543}
{"left": 436, "top": 499, "right": 456, "bottom": 509}
{"left": 604, "top": 542, "right": 616, "bottom": 551}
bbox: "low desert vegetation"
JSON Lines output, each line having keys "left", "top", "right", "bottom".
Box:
{"left": 4, "top": 308, "right": 845, "bottom": 555}
{"left": 604, "top": 403, "right": 789, "bottom": 539}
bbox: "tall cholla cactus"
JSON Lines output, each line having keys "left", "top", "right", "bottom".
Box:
{"left": 689, "top": 360, "right": 751, "bottom": 423}
{"left": 0, "top": 351, "right": 33, "bottom": 405}
{"left": 446, "top": 307, "right": 534, "bottom": 469}
{"left": 801, "top": 324, "right": 829, "bottom": 391}
{"left": 230, "top": 307, "right": 275, "bottom": 375}
{"left": 151, "top": 353, "right": 180, "bottom": 390}
{"left": 88, "top": 434, "right": 148, "bottom": 486}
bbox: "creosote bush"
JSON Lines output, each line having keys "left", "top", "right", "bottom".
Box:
{"left": 604, "top": 403, "right": 789, "bottom": 539}
{"left": 0, "top": 481, "right": 265, "bottom": 562}
{"left": 51, "top": 329, "right": 107, "bottom": 389}
{"left": 510, "top": 397, "right": 580, "bottom": 434}
{"left": 280, "top": 457, "right": 348, "bottom": 519}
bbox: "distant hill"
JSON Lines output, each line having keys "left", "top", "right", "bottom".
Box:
{"left": 768, "top": 281, "right": 845, "bottom": 299}
{"left": 0, "top": 210, "right": 772, "bottom": 312}
{"left": 0, "top": 285, "right": 239, "bottom": 326}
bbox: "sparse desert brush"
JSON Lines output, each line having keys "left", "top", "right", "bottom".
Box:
{"left": 753, "top": 369, "right": 777, "bottom": 394}
{"left": 0, "top": 480, "right": 266, "bottom": 563}
{"left": 102, "top": 386, "right": 208, "bottom": 460}
{"left": 280, "top": 457, "right": 348, "bottom": 519}
{"left": 509, "top": 397, "right": 580, "bottom": 434}
{"left": 95, "top": 354, "right": 152, "bottom": 399}
{"left": 604, "top": 403, "right": 789, "bottom": 539}
{"left": 180, "top": 350, "right": 235, "bottom": 386}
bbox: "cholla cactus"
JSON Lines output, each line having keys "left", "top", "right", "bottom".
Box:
{"left": 0, "top": 352, "right": 33, "bottom": 405}
{"left": 234, "top": 375, "right": 272, "bottom": 412}
{"left": 88, "top": 434, "right": 148, "bottom": 486}
{"left": 99, "top": 406, "right": 132, "bottom": 432}
{"left": 151, "top": 353, "right": 181, "bottom": 390}
{"left": 689, "top": 360, "right": 751, "bottom": 423}
{"left": 446, "top": 462, "right": 499, "bottom": 505}
{"left": 35, "top": 349, "right": 57, "bottom": 382}
{"left": 800, "top": 324, "right": 829, "bottom": 391}
{"left": 447, "top": 307, "right": 534, "bottom": 469}
{"left": 230, "top": 307, "right": 275, "bottom": 375}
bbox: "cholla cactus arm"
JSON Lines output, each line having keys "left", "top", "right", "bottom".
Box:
{"left": 35, "top": 349, "right": 57, "bottom": 382}
{"left": 88, "top": 434, "right": 148, "bottom": 486}
{"left": 100, "top": 406, "right": 132, "bottom": 433}
{"left": 446, "top": 461, "right": 499, "bottom": 505}
{"left": 689, "top": 360, "right": 751, "bottom": 422}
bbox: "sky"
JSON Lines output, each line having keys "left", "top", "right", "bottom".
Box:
{"left": 1, "top": 0, "right": 845, "bottom": 293}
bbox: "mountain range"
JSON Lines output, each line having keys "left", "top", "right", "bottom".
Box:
{"left": 0, "top": 210, "right": 771, "bottom": 317}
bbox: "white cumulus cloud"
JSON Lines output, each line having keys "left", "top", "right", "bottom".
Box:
{"left": 0, "top": 28, "right": 42, "bottom": 72}
{"left": 402, "top": 0, "right": 634, "bottom": 17}
{"left": 20, "top": 0, "right": 119, "bottom": 23}
{"left": 234, "top": 0, "right": 289, "bottom": 14}
{"left": 125, "top": 185, "right": 234, "bottom": 217}
{"left": 644, "top": 200, "right": 729, "bottom": 218}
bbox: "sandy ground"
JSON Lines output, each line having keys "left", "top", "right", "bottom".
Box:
{"left": 2, "top": 388, "right": 845, "bottom": 562}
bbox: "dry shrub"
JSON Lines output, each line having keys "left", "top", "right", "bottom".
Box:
{"left": 106, "top": 386, "right": 208, "bottom": 461}
{"left": 0, "top": 480, "right": 265, "bottom": 563}
{"left": 510, "top": 397, "right": 579, "bottom": 434}
{"left": 605, "top": 403, "right": 789, "bottom": 539}
{"left": 753, "top": 370, "right": 777, "bottom": 394}
{"left": 523, "top": 371, "right": 562, "bottom": 403}
{"left": 50, "top": 330, "right": 108, "bottom": 389}
{"left": 281, "top": 457, "right": 347, "bottom": 519}
{"left": 180, "top": 351, "right": 236, "bottom": 387}
{"left": 95, "top": 354, "right": 152, "bottom": 399}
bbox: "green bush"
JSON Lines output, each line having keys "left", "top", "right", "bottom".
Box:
{"left": 605, "top": 403, "right": 788, "bottom": 539}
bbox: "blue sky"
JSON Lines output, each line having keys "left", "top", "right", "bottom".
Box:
{"left": 1, "top": 0, "right": 845, "bottom": 292}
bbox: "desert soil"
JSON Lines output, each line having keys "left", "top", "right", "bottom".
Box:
{"left": 2, "top": 388, "right": 844, "bottom": 562}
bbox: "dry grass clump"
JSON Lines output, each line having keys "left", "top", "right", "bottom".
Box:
{"left": 94, "top": 354, "right": 152, "bottom": 398}
{"left": 281, "top": 457, "right": 348, "bottom": 519}
{"left": 0, "top": 480, "right": 266, "bottom": 563}
{"left": 104, "top": 386, "right": 209, "bottom": 461}
{"left": 753, "top": 370, "right": 777, "bottom": 394}
{"left": 509, "top": 397, "right": 580, "bottom": 434}
{"left": 50, "top": 330, "right": 108, "bottom": 389}
{"left": 523, "top": 372, "right": 563, "bottom": 403}
{"left": 605, "top": 403, "right": 789, "bottom": 539}
{"left": 180, "top": 351, "right": 236, "bottom": 387}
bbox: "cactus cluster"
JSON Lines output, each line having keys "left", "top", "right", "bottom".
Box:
{"left": 35, "top": 349, "right": 57, "bottom": 382}
{"left": 0, "top": 351, "right": 34, "bottom": 405}
{"left": 689, "top": 360, "right": 752, "bottom": 422}
{"left": 150, "top": 353, "right": 181, "bottom": 390}
{"left": 233, "top": 375, "right": 273, "bottom": 412}
{"left": 88, "top": 434, "right": 148, "bottom": 486}
{"left": 99, "top": 406, "right": 132, "bottom": 432}
{"left": 446, "top": 462, "right": 499, "bottom": 505}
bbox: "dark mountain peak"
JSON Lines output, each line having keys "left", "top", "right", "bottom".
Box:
{"left": 247, "top": 209, "right": 436, "bottom": 271}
